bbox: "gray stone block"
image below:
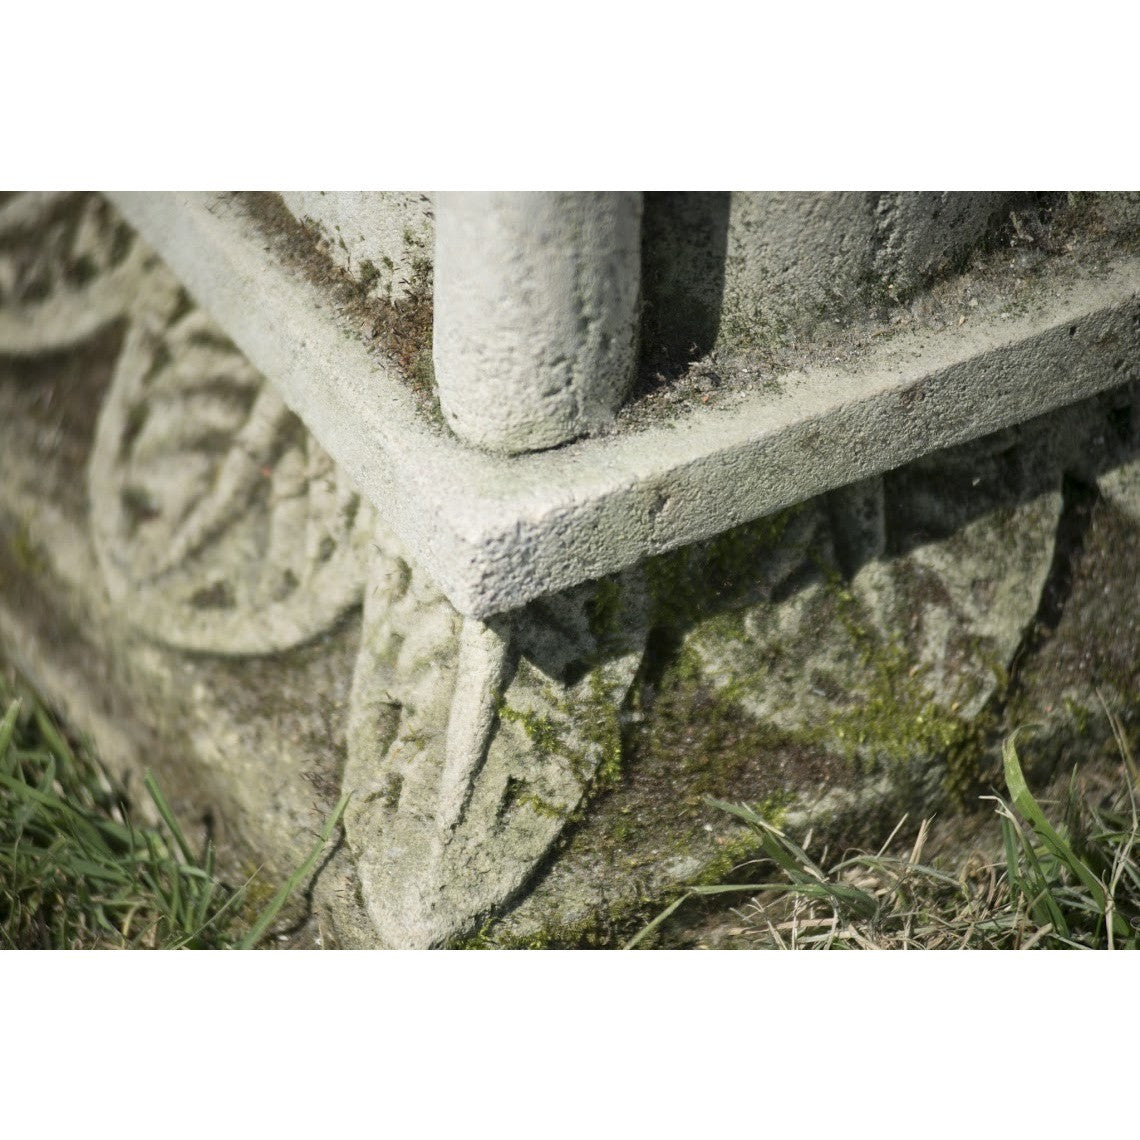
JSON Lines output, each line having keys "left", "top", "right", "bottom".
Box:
{"left": 3, "top": 189, "right": 1139, "bottom": 949}
{"left": 104, "top": 191, "right": 1140, "bottom": 619}
{"left": 280, "top": 191, "right": 434, "bottom": 303}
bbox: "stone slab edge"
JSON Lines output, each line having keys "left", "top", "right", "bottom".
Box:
{"left": 108, "top": 193, "right": 1140, "bottom": 618}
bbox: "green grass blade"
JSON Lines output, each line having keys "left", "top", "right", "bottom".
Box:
{"left": 168, "top": 859, "right": 182, "bottom": 928}
{"left": 1003, "top": 733, "right": 1104, "bottom": 903}
{"left": 0, "top": 699, "right": 20, "bottom": 760}
{"left": 687, "top": 882, "right": 788, "bottom": 896}
{"left": 235, "top": 792, "right": 350, "bottom": 950}
{"left": 999, "top": 812, "right": 1023, "bottom": 908}
{"left": 1002, "top": 732, "right": 1126, "bottom": 939}
{"left": 191, "top": 841, "right": 218, "bottom": 934}
{"left": 143, "top": 771, "right": 196, "bottom": 866}
{"left": 623, "top": 893, "right": 692, "bottom": 949}
{"left": 32, "top": 707, "right": 76, "bottom": 771}
{"left": 173, "top": 869, "right": 259, "bottom": 948}
{"left": 1018, "top": 841, "right": 1069, "bottom": 939}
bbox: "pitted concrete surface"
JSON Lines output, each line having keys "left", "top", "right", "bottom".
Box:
{"left": 433, "top": 192, "right": 642, "bottom": 454}
{"left": 109, "top": 192, "right": 1140, "bottom": 618}
{"left": 280, "top": 191, "right": 434, "bottom": 303}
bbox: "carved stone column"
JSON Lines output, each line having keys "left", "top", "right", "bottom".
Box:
{"left": 432, "top": 192, "right": 643, "bottom": 454}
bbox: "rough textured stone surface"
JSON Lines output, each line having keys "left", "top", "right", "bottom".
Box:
{"left": 4, "top": 191, "right": 1140, "bottom": 950}
{"left": 688, "top": 426, "right": 1064, "bottom": 734}
{"left": 280, "top": 191, "right": 434, "bottom": 303}
{"left": 721, "top": 192, "right": 881, "bottom": 342}
{"left": 872, "top": 192, "right": 1026, "bottom": 296}
{"left": 0, "top": 193, "right": 652, "bottom": 946}
{"left": 433, "top": 192, "right": 643, "bottom": 453}
{"left": 106, "top": 192, "right": 1140, "bottom": 618}
{"left": 484, "top": 389, "right": 1140, "bottom": 946}
{"left": 715, "top": 192, "right": 1030, "bottom": 348}
{"left": 343, "top": 519, "right": 647, "bottom": 946}
{"left": 88, "top": 290, "right": 375, "bottom": 655}
{"left": 0, "top": 193, "right": 145, "bottom": 352}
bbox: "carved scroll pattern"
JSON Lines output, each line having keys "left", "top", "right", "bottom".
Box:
{"left": 684, "top": 424, "right": 1068, "bottom": 742}
{"left": 88, "top": 297, "right": 376, "bottom": 655}
{"left": 345, "top": 518, "right": 648, "bottom": 948}
{"left": 0, "top": 192, "right": 652, "bottom": 947}
{"left": 0, "top": 192, "right": 149, "bottom": 352}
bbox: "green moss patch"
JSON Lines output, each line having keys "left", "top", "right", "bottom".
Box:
{"left": 240, "top": 193, "right": 439, "bottom": 421}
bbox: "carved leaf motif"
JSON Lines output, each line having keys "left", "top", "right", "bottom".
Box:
{"left": 89, "top": 295, "right": 374, "bottom": 654}
{"left": 0, "top": 192, "right": 151, "bottom": 351}
{"left": 686, "top": 427, "right": 1064, "bottom": 734}
{"left": 865, "top": 428, "right": 1063, "bottom": 716}
{"left": 344, "top": 516, "right": 649, "bottom": 948}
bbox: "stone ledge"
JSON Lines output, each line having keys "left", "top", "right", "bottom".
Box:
{"left": 110, "top": 192, "right": 1140, "bottom": 617}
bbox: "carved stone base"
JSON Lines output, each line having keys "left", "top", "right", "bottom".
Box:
{"left": 0, "top": 193, "right": 650, "bottom": 946}
{"left": 4, "top": 193, "right": 1140, "bottom": 947}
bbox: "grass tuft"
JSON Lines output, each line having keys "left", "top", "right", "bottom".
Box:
{"left": 627, "top": 714, "right": 1140, "bottom": 950}
{"left": 0, "top": 680, "right": 347, "bottom": 950}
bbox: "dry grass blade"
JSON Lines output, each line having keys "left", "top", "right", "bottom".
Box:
{"left": 629, "top": 723, "right": 1140, "bottom": 949}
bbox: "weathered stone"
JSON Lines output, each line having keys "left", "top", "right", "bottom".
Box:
{"left": 343, "top": 519, "right": 647, "bottom": 946}
{"left": 872, "top": 192, "right": 1029, "bottom": 297}
{"left": 0, "top": 192, "right": 659, "bottom": 946}
{"left": 88, "top": 292, "right": 375, "bottom": 655}
{"left": 716, "top": 192, "right": 1033, "bottom": 348}
{"left": 0, "top": 193, "right": 147, "bottom": 352}
{"left": 687, "top": 429, "right": 1063, "bottom": 741}
{"left": 432, "top": 192, "right": 643, "bottom": 454}
{"left": 106, "top": 192, "right": 1140, "bottom": 617}
{"left": 3, "top": 190, "right": 1140, "bottom": 950}
{"left": 280, "top": 191, "right": 434, "bottom": 303}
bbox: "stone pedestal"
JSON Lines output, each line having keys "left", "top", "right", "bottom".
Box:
{"left": 1, "top": 191, "right": 1138, "bottom": 947}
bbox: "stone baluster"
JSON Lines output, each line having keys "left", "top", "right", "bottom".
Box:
{"left": 432, "top": 191, "right": 643, "bottom": 455}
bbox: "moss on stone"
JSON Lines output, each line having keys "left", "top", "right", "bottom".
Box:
{"left": 515, "top": 792, "right": 572, "bottom": 821}
{"left": 240, "top": 193, "right": 439, "bottom": 423}
{"left": 2, "top": 519, "right": 46, "bottom": 577}
{"left": 357, "top": 259, "right": 380, "bottom": 290}
{"left": 499, "top": 667, "right": 624, "bottom": 799}
{"left": 646, "top": 507, "right": 800, "bottom": 631}
{"left": 498, "top": 702, "right": 563, "bottom": 759}
{"left": 817, "top": 572, "right": 993, "bottom": 805}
